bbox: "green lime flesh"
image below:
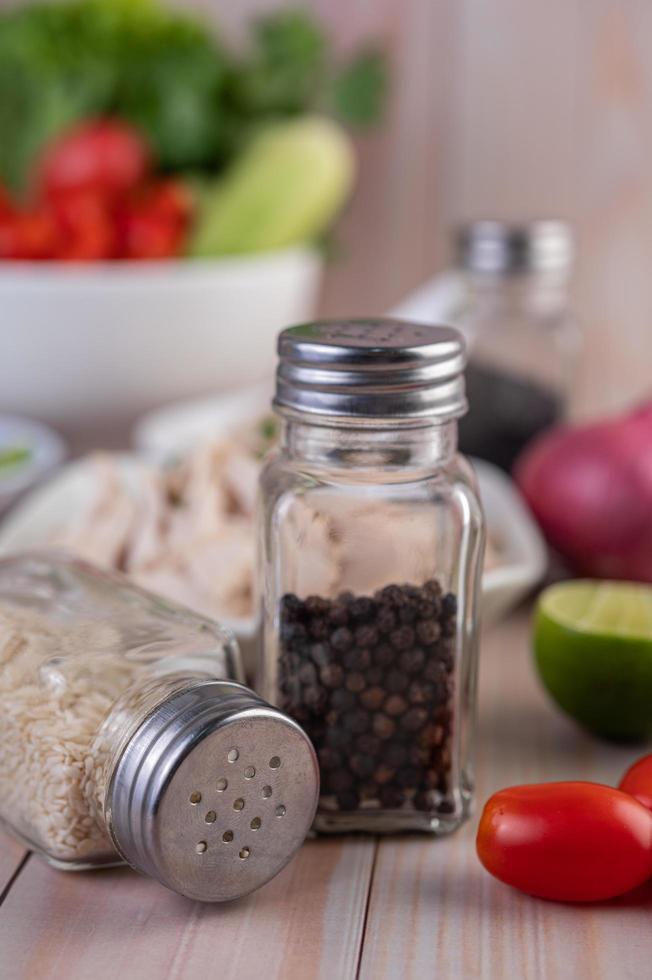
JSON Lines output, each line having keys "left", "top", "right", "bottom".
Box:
{"left": 534, "top": 580, "right": 652, "bottom": 741}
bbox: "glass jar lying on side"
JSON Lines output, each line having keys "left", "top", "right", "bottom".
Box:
{"left": 0, "top": 553, "right": 318, "bottom": 901}
{"left": 258, "top": 319, "right": 485, "bottom": 834}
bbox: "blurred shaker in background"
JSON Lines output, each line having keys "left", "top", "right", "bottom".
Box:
{"left": 451, "top": 221, "right": 579, "bottom": 471}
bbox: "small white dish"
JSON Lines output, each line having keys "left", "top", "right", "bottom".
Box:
{"left": 0, "top": 415, "right": 66, "bottom": 514}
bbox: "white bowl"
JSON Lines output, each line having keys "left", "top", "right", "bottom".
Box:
{"left": 0, "top": 248, "right": 322, "bottom": 441}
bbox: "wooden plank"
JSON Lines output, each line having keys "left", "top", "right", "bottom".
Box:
{"left": 0, "top": 836, "right": 375, "bottom": 980}
{"left": 0, "top": 831, "right": 28, "bottom": 898}
{"left": 358, "top": 612, "right": 652, "bottom": 980}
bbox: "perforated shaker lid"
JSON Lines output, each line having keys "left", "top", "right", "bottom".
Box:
{"left": 106, "top": 680, "right": 319, "bottom": 902}
{"left": 274, "top": 319, "right": 467, "bottom": 423}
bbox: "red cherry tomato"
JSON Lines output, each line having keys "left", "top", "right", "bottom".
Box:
{"left": 0, "top": 184, "right": 12, "bottom": 215}
{"left": 620, "top": 754, "right": 652, "bottom": 812}
{"left": 51, "top": 191, "right": 117, "bottom": 261}
{"left": 144, "top": 179, "right": 194, "bottom": 229}
{"left": 477, "top": 782, "right": 652, "bottom": 902}
{"left": 117, "top": 181, "right": 191, "bottom": 260}
{"left": 39, "top": 119, "right": 151, "bottom": 202}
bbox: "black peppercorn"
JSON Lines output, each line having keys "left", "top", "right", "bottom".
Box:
{"left": 330, "top": 769, "right": 354, "bottom": 793}
{"left": 276, "top": 579, "right": 458, "bottom": 818}
{"left": 424, "top": 580, "right": 443, "bottom": 599}
{"left": 320, "top": 664, "right": 344, "bottom": 689}
{"left": 343, "top": 647, "right": 372, "bottom": 671}
{"left": 281, "top": 593, "right": 304, "bottom": 619}
{"left": 372, "top": 713, "right": 396, "bottom": 739}
{"left": 357, "top": 733, "right": 382, "bottom": 756}
{"left": 311, "top": 644, "right": 332, "bottom": 668}
{"left": 400, "top": 707, "right": 429, "bottom": 733}
{"left": 331, "top": 689, "right": 356, "bottom": 712}
{"left": 373, "top": 763, "right": 395, "bottom": 785}
{"left": 389, "top": 626, "right": 415, "bottom": 651}
{"left": 331, "top": 627, "right": 354, "bottom": 652}
{"left": 318, "top": 747, "right": 342, "bottom": 770}
{"left": 416, "top": 619, "right": 442, "bottom": 645}
{"left": 396, "top": 767, "right": 421, "bottom": 789}
{"left": 384, "top": 742, "right": 408, "bottom": 768}
{"left": 350, "top": 754, "right": 375, "bottom": 779}
{"left": 407, "top": 681, "right": 435, "bottom": 705}
{"left": 304, "top": 687, "right": 327, "bottom": 713}
{"left": 398, "top": 604, "right": 418, "bottom": 625}
{"left": 384, "top": 694, "right": 407, "bottom": 717}
{"left": 385, "top": 669, "right": 408, "bottom": 694}
{"left": 376, "top": 608, "right": 397, "bottom": 634}
{"left": 355, "top": 625, "right": 379, "bottom": 649}
{"left": 305, "top": 595, "right": 331, "bottom": 616}
{"left": 379, "top": 785, "right": 406, "bottom": 808}
{"left": 373, "top": 643, "right": 395, "bottom": 668}
{"left": 365, "top": 666, "right": 384, "bottom": 686}
{"left": 360, "top": 686, "right": 386, "bottom": 711}
{"left": 345, "top": 672, "right": 366, "bottom": 694}
{"left": 414, "top": 791, "right": 433, "bottom": 812}
{"left": 309, "top": 618, "right": 330, "bottom": 640}
{"left": 350, "top": 596, "right": 377, "bottom": 623}
{"left": 342, "top": 710, "right": 370, "bottom": 735}
{"left": 398, "top": 648, "right": 426, "bottom": 674}
{"left": 336, "top": 791, "right": 360, "bottom": 811}
{"left": 442, "top": 593, "right": 457, "bottom": 617}
{"left": 328, "top": 603, "right": 350, "bottom": 627}
{"left": 298, "top": 662, "right": 317, "bottom": 686}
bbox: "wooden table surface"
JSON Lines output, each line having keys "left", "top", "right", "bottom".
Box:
{"left": 1, "top": 610, "right": 650, "bottom": 980}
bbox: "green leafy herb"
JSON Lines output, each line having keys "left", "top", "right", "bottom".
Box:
{"left": 331, "top": 49, "right": 388, "bottom": 128}
{"left": 0, "top": 1, "right": 388, "bottom": 192}
{"left": 0, "top": 446, "right": 31, "bottom": 471}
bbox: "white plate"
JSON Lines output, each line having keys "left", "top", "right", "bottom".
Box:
{"left": 136, "top": 385, "right": 547, "bottom": 627}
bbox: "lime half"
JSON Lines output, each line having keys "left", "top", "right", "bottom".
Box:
{"left": 534, "top": 580, "right": 652, "bottom": 740}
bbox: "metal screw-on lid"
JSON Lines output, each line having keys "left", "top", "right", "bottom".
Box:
{"left": 274, "top": 319, "right": 467, "bottom": 422}
{"left": 456, "top": 220, "right": 574, "bottom": 275}
{"left": 106, "top": 680, "right": 319, "bottom": 902}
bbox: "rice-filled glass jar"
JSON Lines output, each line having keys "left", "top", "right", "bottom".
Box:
{"left": 0, "top": 553, "right": 318, "bottom": 901}
{"left": 258, "top": 320, "right": 485, "bottom": 833}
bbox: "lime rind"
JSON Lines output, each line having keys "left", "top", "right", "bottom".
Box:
{"left": 540, "top": 580, "right": 652, "bottom": 641}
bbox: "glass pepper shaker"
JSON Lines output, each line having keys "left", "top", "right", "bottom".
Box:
{"left": 257, "top": 320, "right": 485, "bottom": 833}
{"left": 0, "top": 553, "right": 319, "bottom": 901}
{"left": 452, "top": 220, "right": 579, "bottom": 471}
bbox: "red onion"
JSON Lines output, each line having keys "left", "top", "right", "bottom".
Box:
{"left": 514, "top": 401, "right": 652, "bottom": 581}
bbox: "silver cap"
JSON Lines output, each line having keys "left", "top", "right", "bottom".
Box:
{"left": 106, "top": 679, "right": 319, "bottom": 902}
{"left": 456, "top": 220, "right": 574, "bottom": 274}
{"left": 274, "top": 319, "right": 467, "bottom": 423}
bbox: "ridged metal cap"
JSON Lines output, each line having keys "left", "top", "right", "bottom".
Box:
{"left": 456, "top": 220, "right": 574, "bottom": 274}
{"left": 274, "top": 319, "right": 467, "bottom": 423}
{"left": 106, "top": 679, "right": 319, "bottom": 902}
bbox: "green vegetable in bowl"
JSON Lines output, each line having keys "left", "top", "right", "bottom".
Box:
{"left": 0, "top": 446, "right": 31, "bottom": 471}
{"left": 189, "top": 116, "right": 355, "bottom": 256}
{"left": 0, "top": 0, "right": 229, "bottom": 190}
{"left": 0, "top": 0, "right": 387, "bottom": 195}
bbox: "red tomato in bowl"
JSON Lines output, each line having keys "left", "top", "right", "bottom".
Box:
{"left": 118, "top": 180, "right": 193, "bottom": 259}
{"left": 0, "top": 207, "right": 59, "bottom": 260}
{"left": 39, "top": 120, "right": 151, "bottom": 202}
{"left": 620, "top": 754, "right": 652, "bottom": 812}
{"left": 51, "top": 191, "right": 117, "bottom": 261}
{"left": 477, "top": 782, "right": 652, "bottom": 902}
